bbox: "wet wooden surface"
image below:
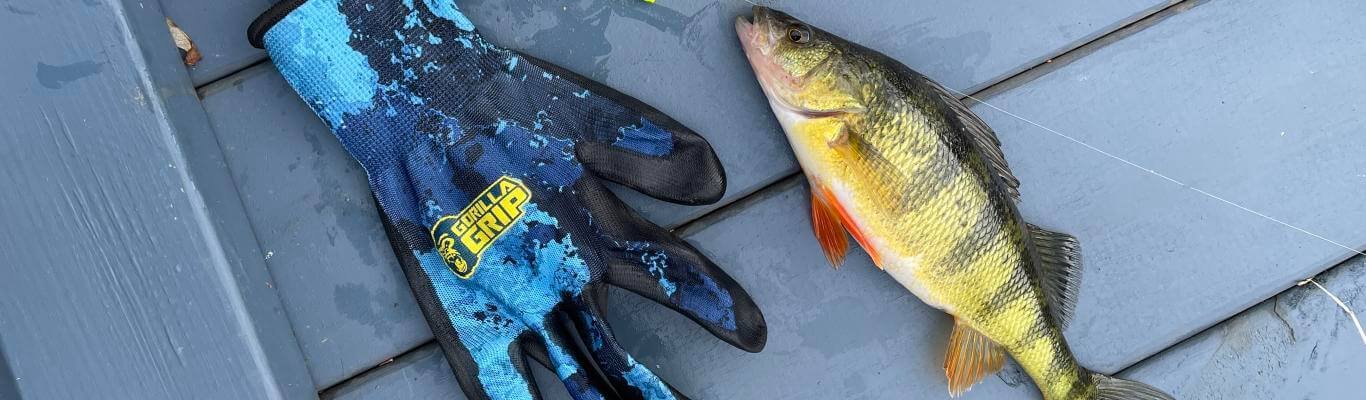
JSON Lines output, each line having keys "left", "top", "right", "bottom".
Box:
{"left": 8, "top": 0, "right": 1365, "bottom": 399}
{"left": 0, "top": 0, "right": 313, "bottom": 398}
{"left": 1124, "top": 256, "right": 1366, "bottom": 400}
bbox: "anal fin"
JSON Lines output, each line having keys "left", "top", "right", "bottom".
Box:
{"left": 1028, "top": 223, "right": 1084, "bottom": 328}
{"left": 944, "top": 318, "right": 1006, "bottom": 397}
{"left": 810, "top": 184, "right": 850, "bottom": 269}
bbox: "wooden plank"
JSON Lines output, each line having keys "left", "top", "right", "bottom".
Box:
{"left": 1123, "top": 256, "right": 1366, "bottom": 399}
{"left": 316, "top": 0, "right": 1366, "bottom": 397}
{"left": 0, "top": 0, "right": 314, "bottom": 399}
{"left": 197, "top": 0, "right": 1167, "bottom": 387}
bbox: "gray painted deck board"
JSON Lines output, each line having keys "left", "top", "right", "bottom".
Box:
{"left": 317, "top": 0, "right": 1366, "bottom": 397}
{"left": 166, "top": 0, "right": 1172, "bottom": 91}
{"left": 0, "top": 0, "right": 314, "bottom": 398}
{"left": 1123, "top": 256, "right": 1366, "bottom": 399}
{"left": 196, "top": 0, "right": 1171, "bottom": 389}
{"left": 200, "top": 65, "right": 435, "bottom": 389}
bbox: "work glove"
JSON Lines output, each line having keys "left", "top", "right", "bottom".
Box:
{"left": 248, "top": 1, "right": 767, "bottom": 399}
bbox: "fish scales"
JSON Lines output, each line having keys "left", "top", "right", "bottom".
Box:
{"left": 852, "top": 70, "right": 1089, "bottom": 398}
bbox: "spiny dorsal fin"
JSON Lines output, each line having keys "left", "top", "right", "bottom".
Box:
{"left": 1028, "top": 223, "right": 1084, "bottom": 328}
{"left": 810, "top": 182, "right": 850, "bottom": 269}
{"left": 920, "top": 77, "right": 1021, "bottom": 199}
{"left": 944, "top": 318, "right": 1006, "bottom": 397}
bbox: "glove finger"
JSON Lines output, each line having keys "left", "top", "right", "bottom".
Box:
{"left": 519, "top": 54, "right": 727, "bottom": 205}
{"left": 379, "top": 212, "right": 545, "bottom": 400}
{"left": 573, "top": 287, "right": 690, "bottom": 400}
{"left": 603, "top": 229, "right": 767, "bottom": 353}
{"left": 537, "top": 313, "right": 612, "bottom": 400}
{"left": 575, "top": 180, "right": 767, "bottom": 352}
{"left": 519, "top": 326, "right": 619, "bottom": 400}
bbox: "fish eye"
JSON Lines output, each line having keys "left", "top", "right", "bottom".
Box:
{"left": 787, "top": 25, "right": 811, "bottom": 44}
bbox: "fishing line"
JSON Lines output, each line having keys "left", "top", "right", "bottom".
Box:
{"left": 1298, "top": 278, "right": 1366, "bottom": 345}
{"left": 947, "top": 87, "right": 1366, "bottom": 344}
{"left": 943, "top": 86, "right": 1366, "bottom": 259}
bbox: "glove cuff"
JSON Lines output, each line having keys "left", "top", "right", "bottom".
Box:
{"left": 247, "top": 0, "right": 308, "bottom": 49}
{"left": 249, "top": 0, "right": 478, "bottom": 48}
{"left": 248, "top": 0, "right": 489, "bottom": 130}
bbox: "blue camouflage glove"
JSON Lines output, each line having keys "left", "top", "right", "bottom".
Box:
{"left": 248, "top": 1, "right": 767, "bottom": 399}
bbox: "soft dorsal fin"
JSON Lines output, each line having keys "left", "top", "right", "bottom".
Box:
{"left": 810, "top": 183, "right": 850, "bottom": 269}
{"left": 920, "top": 77, "right": 1021, "bottom": 199}
{"left": 1027, "top": 223, "right": 1084, "bottom": 328}
{"left": 944, "top": 318, "right": 1006, "bottom": 397}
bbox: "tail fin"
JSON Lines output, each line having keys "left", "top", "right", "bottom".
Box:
{"left": 1091, "top": 372, "right": 1174, "bottom": 400}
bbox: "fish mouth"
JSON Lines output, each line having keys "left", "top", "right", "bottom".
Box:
{"left": 736, "top": 7, "right": 807, "bottom": 114}
{"left": 734, "top": 7, "right": 773, "bottom": 58}
{"left": 734, "top": 6, "right": 769, "bottom": 52}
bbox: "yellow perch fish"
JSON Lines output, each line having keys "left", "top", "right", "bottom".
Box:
{"left": 737, "top": 6, "right": 1173, "bottom": 400}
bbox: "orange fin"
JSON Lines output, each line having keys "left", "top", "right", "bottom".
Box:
{"left": 837, "top": 203, "right": 882, "bottom": 270}
{"left": 811, "top": 184, "right": 883, "bottom": 269}
{"left": 810, "top": 185, "right": 849, "bottom": 269}
{"left": 944, "top": 319, "right": 1007, "bottom": 397}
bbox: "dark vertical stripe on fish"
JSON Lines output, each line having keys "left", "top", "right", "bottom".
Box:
{"left": 980, "top": 266, "right": 1029, "bottom": 321}
{"left": 937, "top": 200, "right": 998, "bottom": 278}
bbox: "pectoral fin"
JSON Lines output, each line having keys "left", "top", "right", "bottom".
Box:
{"left": 810, "top": 184, "right": 850, "bottom": 269}
{"left": 944, "top": 319, "right": 1006, "bottom": 397}
{"left": 827, "top": 124, "right": 849, "bottom": 147}
{"left": 809, "top": 183, "right": 883, "bottom": 269}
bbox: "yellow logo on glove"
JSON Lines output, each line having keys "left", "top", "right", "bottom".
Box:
{"left": 431, "top": 176, "right": 531, "bottom": 279}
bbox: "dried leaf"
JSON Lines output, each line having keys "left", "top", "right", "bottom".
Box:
{"left": 165, "top": 17, "right": 201, "bottom": 67}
